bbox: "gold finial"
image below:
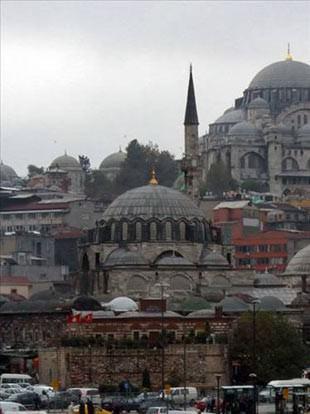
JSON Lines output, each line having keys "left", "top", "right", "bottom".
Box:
{"left": 286, "top": 42, "right": 293, "bottom": 61}
{"left": 149, "top": 167, "right": 158, "bottom": 185}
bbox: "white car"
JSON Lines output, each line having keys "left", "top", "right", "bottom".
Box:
{"left": 0, "top": 401, "right": 27, "bottom": 412}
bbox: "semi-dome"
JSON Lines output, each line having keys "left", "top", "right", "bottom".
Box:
{"left": 249, "top": 60, "right": 310, "bottom": 89}
{"left": 99, "top": 150, "right": 126, "bottom": 170}
{"left": 108, "top": 296, "right": 138, "bottom": 312}
{"left": 0, "top": 162, "right": 17, "bottom": 182}
{"left": 229, "top": 121, "right": 261, "bottom": 137}
{"left": 102, "top": 184, "right": 206, "bottom": 222}
{"left": 214, "top": 108, "right": 245, "bottom": 124}
{"left": 50, "top": 153, "right": 81, "bottom": 170}
{"left": 200, "top": 249, "right": 230, "bottom": 268}
{"left": 258, "top": 296, "right": 285, "bottom": 311}
{"left": 248, "top": 97, "right": 269, "bottom": 109}
{"left": 218, "top": 296, "right": 249, "bottom": 313}
{"left": 285, "top": 244, "right": 310, "bottom": 275}
{"left": 104, "top": 248, "right": 148, "bottom": 267}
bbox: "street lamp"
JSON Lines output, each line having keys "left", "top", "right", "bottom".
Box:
{"left": 155, "top": 282, "right": 169, "bottom": 399}
{"left": 215, "top": 374, "right": 221, "bottom": 414}
{"left": 251, "top": 299, "right": 260, "bottom": 414}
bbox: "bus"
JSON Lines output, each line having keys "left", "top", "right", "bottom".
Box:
{"left": 0, "top": 373, "right": 32, "bottom": 386}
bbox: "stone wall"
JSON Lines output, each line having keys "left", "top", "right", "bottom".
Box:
{"left": 39, "top": 344, "right": 229, "bottom": 391}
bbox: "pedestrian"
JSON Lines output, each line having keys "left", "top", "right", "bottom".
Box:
{"left": 79, "top": 400, "right": 85, "bottom": 414}
{"left": 86, "top": 398, "right": 94, "bottom": 414}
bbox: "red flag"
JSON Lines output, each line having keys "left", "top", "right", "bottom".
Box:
{"left": 81, "top": 313, "right": 93, "bottom": 323}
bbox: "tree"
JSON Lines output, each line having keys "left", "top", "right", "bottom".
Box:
{"left": 116, "top": 139, "right": 178, "bottom": 192}
{"left": 201, "top": 160, "right": 238, "bottom": 197}
{"left": 27, "top": 164, "right": 44, "bottom": 177}
{"left": 230, "top": 311, "right": 309, "bottom": 385}
{"left": 84, "top": 170, "right": 116, "bottom": 201}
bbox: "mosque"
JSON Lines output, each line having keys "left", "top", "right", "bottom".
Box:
{"left": 182, "top": 49, "right": 310, "bottom": 199}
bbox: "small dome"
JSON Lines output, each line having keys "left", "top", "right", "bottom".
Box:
{"left": 104, "top": 248, "right": 148, "bottom": 267}
{"left": 50, "top": 153, "right": 81, "bottom": 169}
{"left": 248, "top": 97, "right": 269, "bottom": 109}
{"left": 108, "top": 296, "right": 138, "bottom": 312}
{"left": 297, "top": 123, "right": 310, "bottom": 140}
{"left": 218, "top": 296, "right": 250, "bottom": 313}
{"left": 254, "top": 272, "right": 285, "bottom": 287}
{"left": 0, "top": 162, "right": 18, "bottom": 183}
{"left": 99, "top": 150, "right": 126, "bottom": 170}
{"left": 258, "top": 296, "right": 285, "bottom": 311}
{"left": 249, "top": 60, "right": 310, "bottom": 89}
{"left": 203, "top": 289, "right": 225, "bottom": 303}
{"left": 291, "top": 292, "right": 310, "bottom": 307}
{"left": 229, "top": 121, "right": 261, "bottom": 137}
{"left": 285, "top": 244, "right": 310, "bottom": 275}
{"left": 200, "top": 248, "right": 230, "bottom": 268}
{"left": 214, "top": 108, "right": 245, "bottom": 124}
{"left": 175, "top": 296, "right": 211, "bottom": 313}
{"left": 72, "top": 296, "right": 102, "bottom": 311}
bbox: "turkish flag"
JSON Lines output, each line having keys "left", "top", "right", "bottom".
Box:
{"left": 81, "top": 313, "right": 93, "bottom": 323}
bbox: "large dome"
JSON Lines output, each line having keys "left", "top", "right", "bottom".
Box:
{"left": 0, "top": 162, "right": 17, "bottom": 182}
{"left": 249, "top": 60, "right": 310, "bottom": 89}
{"left": 285, "top": 244, "right": 310, "bottom": 275}
{"left": 99, "top": 150, "right": 126, "bottom": 170}
{"left": 102, "top": 184, "right": 205, "bottom": 221}
{"left": 229, "top": 121, "right": 262, "bottom": 137}
{"left": 50, "top": 153, "right": 81, "bottom": 169}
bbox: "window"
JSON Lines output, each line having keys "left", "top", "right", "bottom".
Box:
{"left": 136, "top": 222, "right": 142, "bottom": 241}
{"left": 304, "top": 114, "right": 308, "bottom": 124}
{"left": 165, "top": 222, "right": 172, "bottom": 241}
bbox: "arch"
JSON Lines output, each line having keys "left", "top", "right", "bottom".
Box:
{"left": 282, "top": 157, "right": 299, "bottom": 171}
{"left": 170, "top": 274, "right": 192, "bottom": 292}
{"left": 127, "top": 275, "right": 148, "bottom": 292}
{"left": 240, "top": 152, "right": 265, "bottom": 170}
{"left": 155, "top": 250, "right": 183, "bottom": 263}
{"left": 210, "top": 274, "right": 231, "bottom": 288}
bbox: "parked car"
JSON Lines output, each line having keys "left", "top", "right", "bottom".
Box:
{"left": 134, "top": 393, "right": 160, "bottom": 403}
{"left": 47, "top": 391, "right": 80, "bottom": 409}
{"left": 139, "top": 399, "right": 174, "bottom": 414}
{"left": 101, "top": 397, "right": 141, "bottom": 413}
{"left": 146, "top": 407, "right": 168, "bottom": 414}
{"left": 7, "top": 391, "right": 42, "bottom": 409}
{"left": 0, "top": 401, "right": 27, "bottom": 412}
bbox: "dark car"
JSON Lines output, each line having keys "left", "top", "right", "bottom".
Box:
{"left": 101, "top": 397, "right": 141, "bottom": 413}
{"left": 47, "top": 391, "right": 80, "bottom": 409}
{"left": 8, "top": 392, "right": 42, "bottom": 409}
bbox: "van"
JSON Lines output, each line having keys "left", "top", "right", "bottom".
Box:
{"left": 167, "top": 388, "right": 198, "bottom": 405}
{"left": 0, "top": 374, "right": 32, "bottom": 386}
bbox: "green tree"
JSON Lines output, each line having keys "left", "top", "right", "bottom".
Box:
{"left": 201, "top": 160, "right": 238, "bottom": 197}
{"left": 84, "top": 170, "right": 115, "bottom": 200}
{"left": 230, "top": 311, "right": 308, "bottom": 385}
{"left": 27, "top": 164, "right": 44, "bottom": 177}
{"left": 116, "top": 139, "right": 178, "bottom": 192}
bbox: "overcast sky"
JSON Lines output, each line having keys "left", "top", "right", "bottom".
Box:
{"left": 1, "top": 0, "right": 310, "bottom": 176}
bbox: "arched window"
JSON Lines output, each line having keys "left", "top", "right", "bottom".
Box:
{"left": 179, "top": 222, "right": 186, "bottom": 241}
{"left": 122, "top": 222, "right": 128, "bottom": 241}
{"left": 111, "top": 223, "right": 115, "bottom": 241}
{"left": 240, "top": 157, "right": 245, "bottom": 169}
{"left": 136, "top": 222, "right": 142, "bottom": 241}
{"left": 150, "top": 222, "right": 157, "bottom": 241}
{"left": 170, "top": 274, "right": 191, "bottom": 292}
{"left": 127, "top": 275, "right": 147, "bottom": 292}
{"left": 282, "top": 157, "right": 299, "bottom": 171}
{"left": 165, "top": 222, "right": 172, "bottom": 241}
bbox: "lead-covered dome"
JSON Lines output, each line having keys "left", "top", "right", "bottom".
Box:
{"left": 285, "top": 244, "right": 310, "bottom": 275}
{"left": 99, "top": 150, "right": 126, "bottom": 170}
{"left": 229, "top": 121, "right": 262, "bottom": 141}
{"left": 214, "top": 108, "right": 245, "bottom": 124}
{"left": 50, "top": 153, "right": 81, "bottom": 170}
{"left": 249, "top": 60, "right": 310, "bottom": 89}
{"left": 102, "top": 184, "right": 205, "bottom": 221}
{"left": 0, "top": 162, "right": 18, "bottom": 184}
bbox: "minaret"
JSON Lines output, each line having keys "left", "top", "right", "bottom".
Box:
{"left": 182, "top": 64, "right": 200, "bottom": 201}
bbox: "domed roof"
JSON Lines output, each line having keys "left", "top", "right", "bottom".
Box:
{"left": 108, "top": 296, "right": 138, "bottom": 312}
{"left": 248, "top": 97, "right": 269, "bottom": 109}
{"left": 179, "top": 296, "right": 211, "bottom": 312}
{"left": 218, "top": 296, "right": 250, "bottom": 313}
{"left": 249, "top": 60, "right": 310, "bottom": 89}
{"left": 71, "top": 296, "right": 102, "bottom": 311}
{"left": 254, "top": 272, "right": 285, "bottom": 287}
{"left": 200, "top": 248, "right": 230, "bottom": 268}
{"left": 285, "top": 244, "right": 310, "bottom": 275}
{"left": 258, "top": 296, "right": 285, "bottom": 311}
{"left": 99, "top": 150, "right": 126, "bottom": 170}
{"left": 297, "top": 123, "right": 310, "bottom": 139}
{"left": 102, "top": 184, "right": 206, "bottom": 221}
{"left": 214, "top": 108, "right": 245, "bottom": 124}
{"left": 50, "top": 153, "right": 80, "bottom": 169}
{"left": 104, "top": 248, "right": 148, "bottom": 267}
{"left": 0, "top": 162, "right": 17, "bottom": 182}
{"left": 229, "top": 121, "right": 261, "bottom": 137}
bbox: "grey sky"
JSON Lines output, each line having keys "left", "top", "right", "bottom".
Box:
{"left": 1, "top": 0, "right": 310, "bottom": 176}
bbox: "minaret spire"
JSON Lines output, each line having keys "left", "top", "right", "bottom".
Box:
{"left": 286, "top": 42, "right": 293, "bottom": 61}
{"left": 184, "top": 64, "right": 199, "bottom": 125}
